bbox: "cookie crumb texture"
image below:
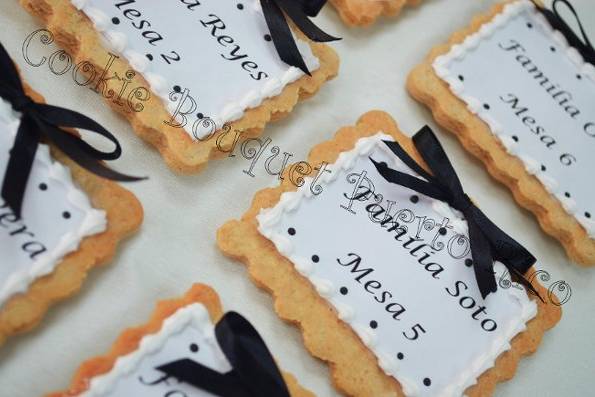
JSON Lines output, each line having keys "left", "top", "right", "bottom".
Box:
{"left": 46, "top": 284, "right": 313, "bottom": 397}
{"left": 0, "top": 84, "right": 142, "bottom": 347}
{"left": 330, "top": 0, "right": 422, "bottom": 26}
{"left": 217, "top": 111, "right": 561, "bottom": 396}
{"left": 19, "top": 0, "right": 339, "bottom": 174}
{"left": 407, "top": 1, "right": 595, "bottom": 265}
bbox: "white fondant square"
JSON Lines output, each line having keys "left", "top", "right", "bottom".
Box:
{"left": 74, "top": 0, "right": 320, "bottom": 139}
{"left": 0, "top": 99, "right": 106, "bottom": 308}
{"left": 433, "top": 0, "right": 595, "bottom": 238}
{"left": 257, "top": 133, "right": 537, "bottom": 397}
{"left": 81, "top": 304, "right": 231, "bottom": 397}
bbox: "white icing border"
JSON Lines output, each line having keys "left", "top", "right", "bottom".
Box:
{"left": 0, "top": 100, "right": 107, "bottom": 309}
{"left": 81, "top": 303, "right": 226, "bottom": 397}
{"left": 256, "top": 133, "right": 538, "bottom": 397}
{"left": 432, "top": 0, "right": 595, "bottom": 239}
{"left": 70, "top": 0, "right": 321, "bottom": 140}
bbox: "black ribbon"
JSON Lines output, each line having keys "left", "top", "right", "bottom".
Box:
{"left": 533, "top": 0, "right": 595, "bottom": 65}
{"left": 370, "top": 126, "right": 542, "bottom": 300}
{"left": 156, "top": 312, "right": 290, "bottom": 397}
{"left": 260, "top": 0, "right": 340, "bottom": 75}
{"left": 0, "top": 42, "right": 145, "bottom": 218}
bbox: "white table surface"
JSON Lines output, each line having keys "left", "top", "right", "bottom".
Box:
{"left": 1, "top": 1, "right": 594, "bottom": 396}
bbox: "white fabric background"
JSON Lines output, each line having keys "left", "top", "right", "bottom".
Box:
{"left": 1, "top": 1, "right": 594, "bottom": 396}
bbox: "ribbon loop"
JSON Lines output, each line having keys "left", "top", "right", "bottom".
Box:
{"left": 533, "top": 0, "right": 595, "bottom": 65}
{"left": 260, "top": 0, "right": 340, "bottom": 75}
{"left": 371, "top": 126, "right": 542, "bottom": 300}
{"left": 0, "top": 41, "right": 145, "bottom": 218}
{"left": 157, "top": 312, "right": 290, "bottom": 397}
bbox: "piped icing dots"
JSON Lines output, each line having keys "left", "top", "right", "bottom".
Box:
{"left": 432, "top": 0, "right": 595, "bottom": 239}
{"left": 0, "top": 98, "right": 106, "bottom": 309}
{"left": 257, "top": 133, "right": 538, "bottom": 396}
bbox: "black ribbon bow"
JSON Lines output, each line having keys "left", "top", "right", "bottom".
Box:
{"left": 533, "top": 0, "right": 595, "bottom": 65}
{"left": 156, "top": 311, "right": 290, "bottom": 397}
{"left": 260, "top": 0, "right": 340, "bottom": 75}
{"left": 370, "top": 126, "right": 541, "bottom": 300}
{"left": 0, "top": 42, "right": 145, "bottom": 218}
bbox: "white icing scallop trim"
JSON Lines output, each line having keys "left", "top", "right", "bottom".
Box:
{"left": 432, "top": 0, "right": 595, "bottom": 239}
{"left": 256, "top": 133, "right": 538, "bottom": 397}
{"left": 0, "top": 99, "right": 107, "bottom": 309}
{"left": 71, "top": 0, "right": 320, "bottom": 140}
{"left": 80, "top": 303, "right": 227, "bottom": 397}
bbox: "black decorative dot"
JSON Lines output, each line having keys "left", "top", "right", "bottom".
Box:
{"left": 189, "top": 343, "right": 199, "bottom": 353}
{"left": 370, "top": 321, "right": 378, "bottom": 329}
{"left": 465, "top": 258, "right": 473, "bottom": 267}
{"left": 340, "top": 287, "right": 348, "bottom": 295}
{"left": 458, "top": 75, "right": 464, "bottom": 82}
{"left": 237, "top": 3, "right": 244, "bottom": 10}
{"left": 397, "top": 352, "right": 404, "bottom": 360}
{"left": 111, "top": 17, "right": 120, "bottom": 25}
{"left": 410, "top": 195, "right": 419, "bottom": 204}
{"left": 39, "top": 183, "right": 48, "bottom": 191}
{"left": 565, "top": 192, "right": 571, "bottom": 198}
{"left": 541, "top": 164, "right": 547, "bottom": 172}
{"left": 197, "top": 112, "right": 204, "bottom": 119}
{"left": 512, "top": 135, "right": 519, "bottom": 142}
{"left": 146, "top": 54, "right": 153, "bottom": 61}
{"left": 311, "top": 255, "right": 320, "bottom": 263}
{"left": 527, "top": 22, "right": 533, "bottom": 28}
{"left": 173, "top": 85, "right": 181, "bottom": 93}
{"left": 423, "top": 378, "right": 432, "bottom": 387}
{"left": 483, "top": 103, "right": 490, "bottom": 110}
{"left": 577, "top": 74, "right": 582, "bottom": 80}
{"left": 62, "top": 211, "right": 71, "bottom": 220}
{"left": 264, "top": 34, "right": 272, "bottom": 42}
{"left": 586, "top": 212, "right": 592, "bottom": 219}
{"left": 288, "top": 227, "right": 296, "bottom": 236}
{"left": 438, "top": 227, "right": 447, "bottom": 236}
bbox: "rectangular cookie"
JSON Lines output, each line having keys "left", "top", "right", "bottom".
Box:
{"left": 217, "top": 111, "right": 561, "bottom": 396}
{"left": 47, "top": 284, "right": 313, "bottom": 397}
{"left": 330, "top": 0, "right": 421, "bottom": 27}
{"left": 0, "top": 83, "right": 142, "bottom": 346}
{"left": 20, "top": 0, "right": 339, "bottom": 173}
{"left": 407, "top": 0, "right": 595, "bottom": 264}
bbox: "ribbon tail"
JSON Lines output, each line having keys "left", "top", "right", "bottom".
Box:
{"left": 216, "top": 312, "right": 291, "bottom": 397}
{"left": 156, "top": 359, "right": 248, "bottom": 397}
{"left": 468, "top": 206, "right": 543, "bottom": 300}
{"left": 466, "top": 218, "right": 498, "bottom": 299}
{"left": 1, "top": 116, "right": 40, "bottom": 218}
{"left": 508, "top": 266, "right": 545, "bottom": 303}
{"left": 40, "top": 122, "right": 146, "bottom": 182}
{"left": 278, "top": 0, "right": 340, "bottom": 42}
{"left": 260, "top": 0, "right": 311, "bottom": 75}
{"left": 0, "top": 42, "right": 26, "bottom": 95}
{"left": 301, "top": 0, "right": 327, "bottom": 16}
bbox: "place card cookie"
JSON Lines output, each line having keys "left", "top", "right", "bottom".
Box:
{"left": 408, "top": 0, "right": 595, "bottom": 264}
{"left": 0, "top": 84, "right": 142, "bottom": 346}
{"left": 48, "top": 284, "right": 312, "bottom": 397}
{"left": 218, "top": 111, "right": 561, "bottom": 396}
{"left": 20, "top": 0, "right": 339, "bottom": 173}
{"left": 329, "top": 0, "right": 421, "bottom": 27}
